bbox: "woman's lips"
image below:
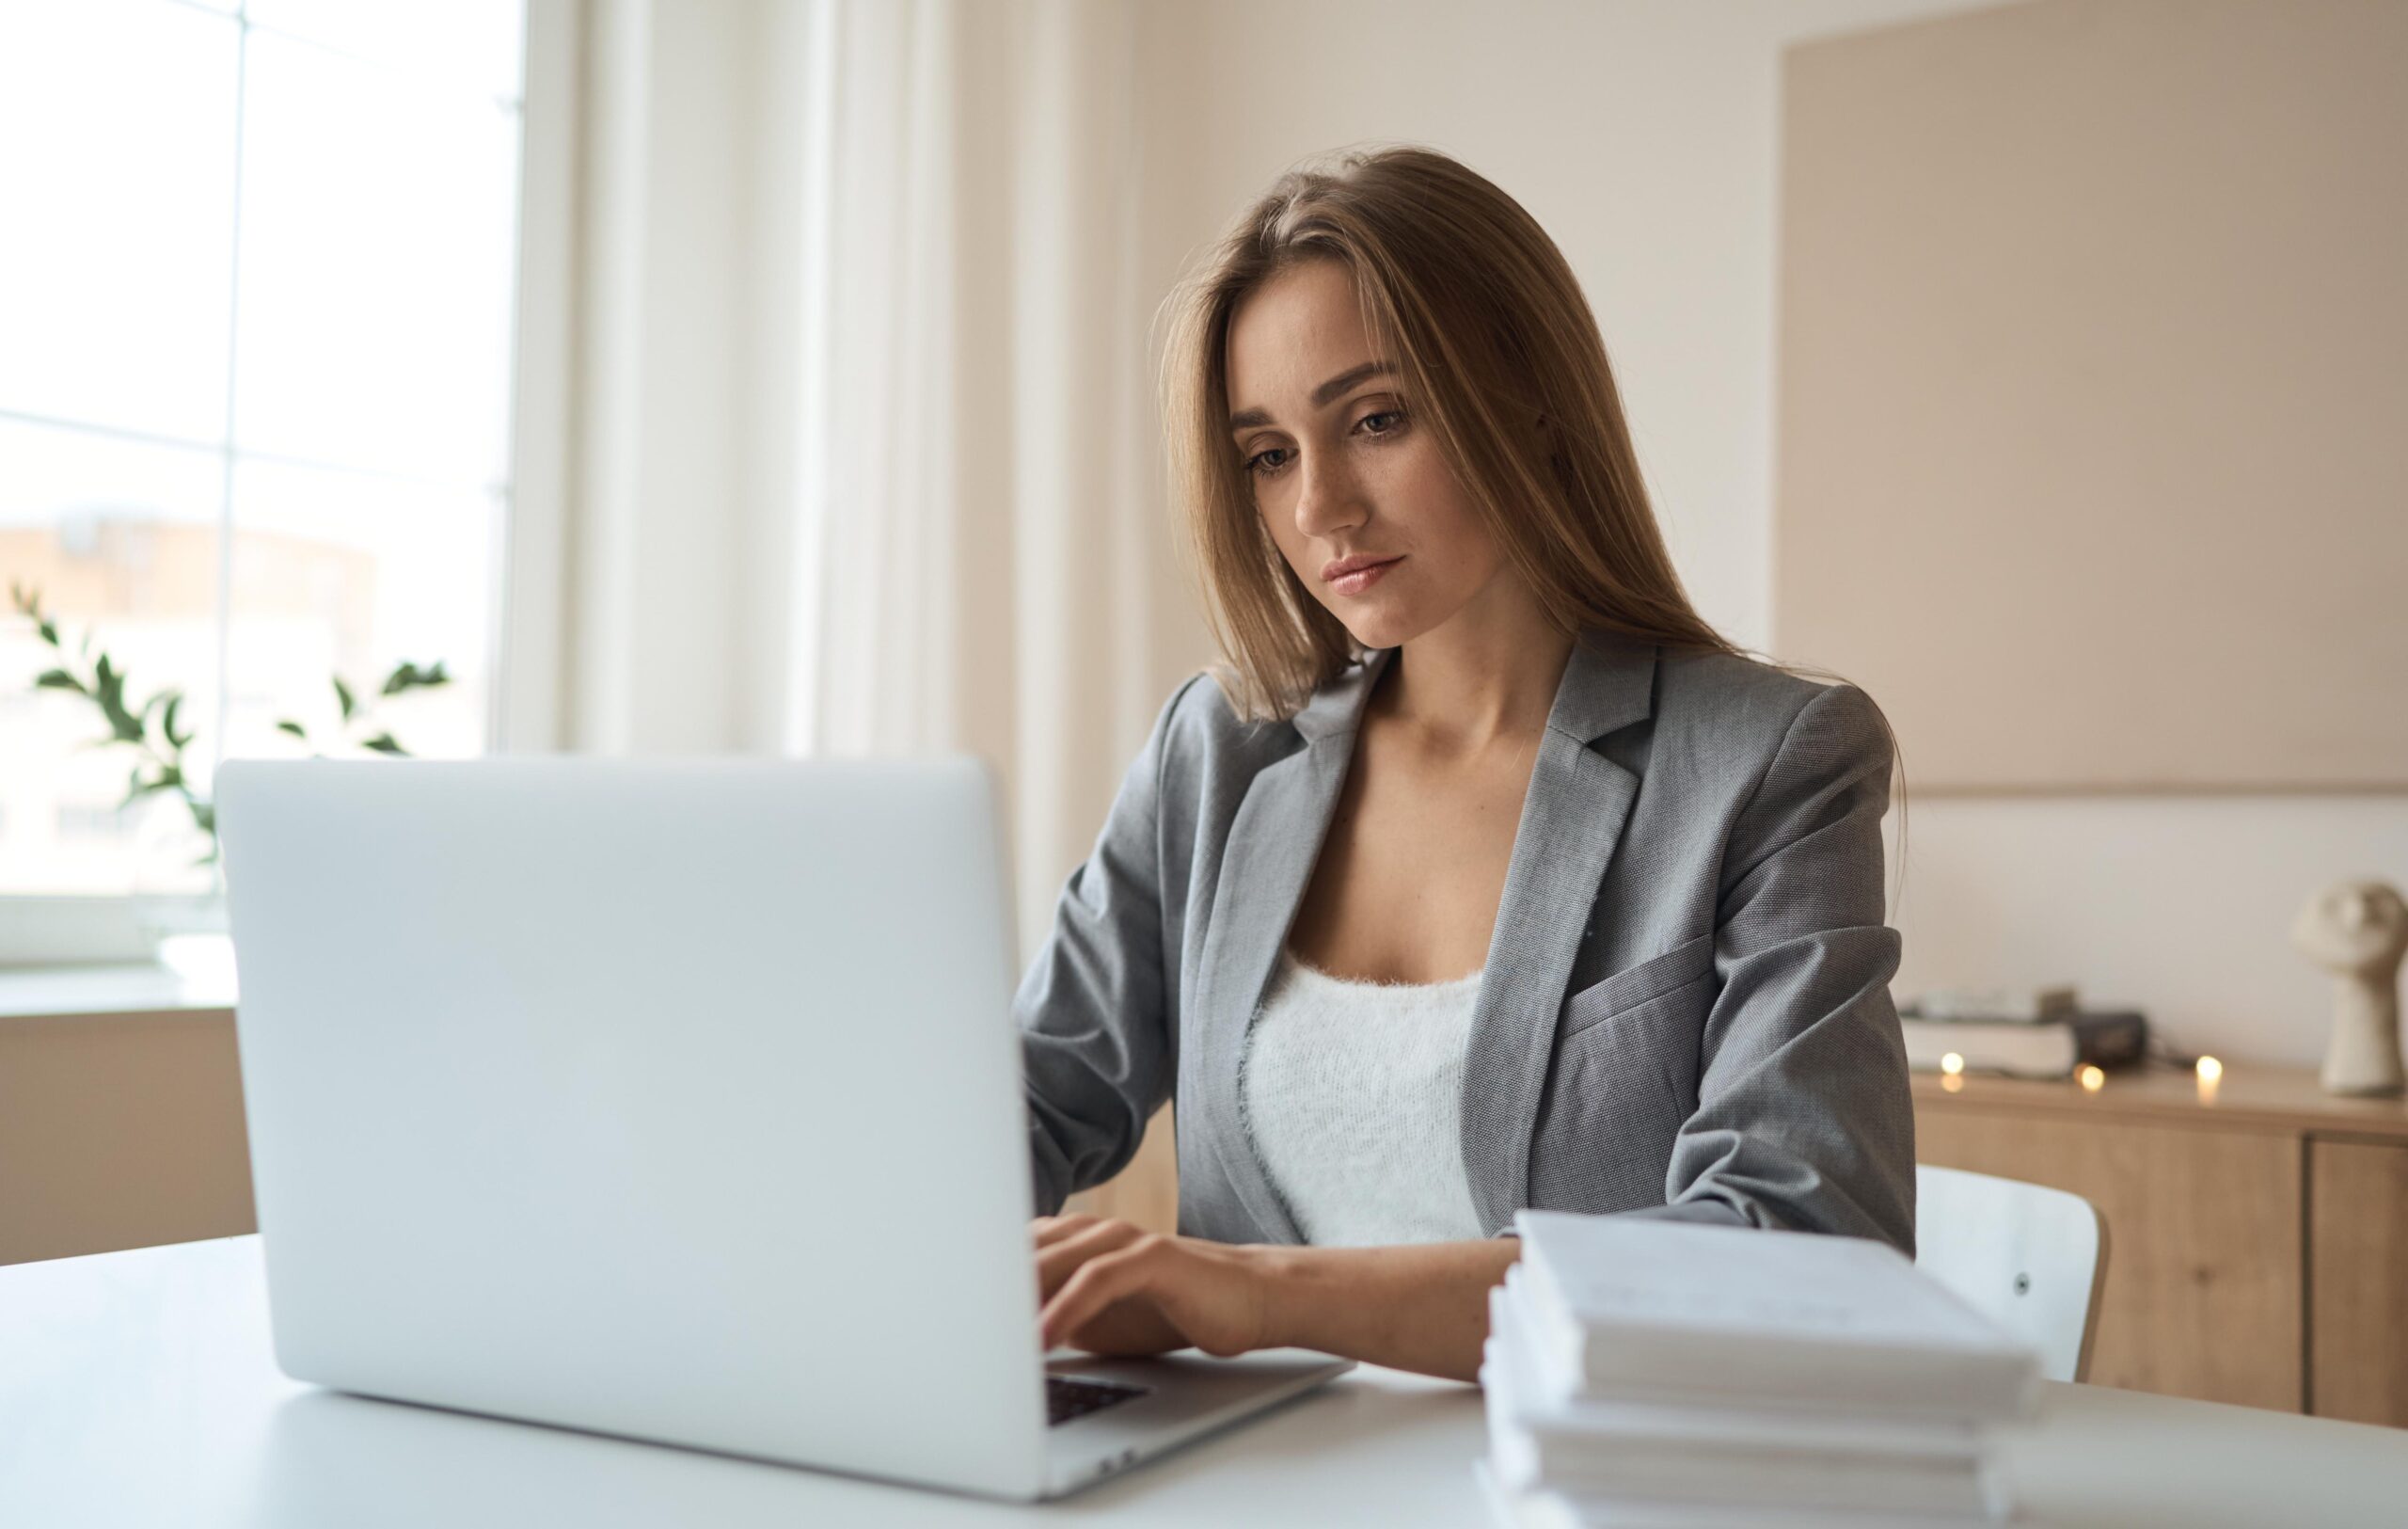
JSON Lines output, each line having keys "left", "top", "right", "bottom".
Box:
{"left": 1322, "top": 553, "right": 1403, "bottom": 596}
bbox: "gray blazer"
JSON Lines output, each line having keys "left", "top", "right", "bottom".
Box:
{"left": 1015, "top": 629, "right": 1915, "bottom": 1253}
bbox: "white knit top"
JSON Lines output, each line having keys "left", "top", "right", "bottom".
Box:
{"left": 1236, "top": 947, "right": 1487, "bottom": 1247}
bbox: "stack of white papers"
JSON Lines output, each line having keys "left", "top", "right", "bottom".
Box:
{"left": 1478, "top": 1211, "right": 2039, "bottom": 1528}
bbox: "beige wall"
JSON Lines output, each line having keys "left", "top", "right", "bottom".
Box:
{"left": 1129, "top": 0, "right": 2408, "bottom": 1069}
{"left": 1777, "top": 0, "right": 2408, "bottom": 791}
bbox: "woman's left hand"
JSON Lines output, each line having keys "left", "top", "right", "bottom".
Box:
{"left": 1033, "top": 1214, "right": 1282, "bottom": 1358}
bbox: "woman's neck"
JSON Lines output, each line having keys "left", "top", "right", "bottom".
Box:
{"left": 1375, "top": 581, "right": 1575, "bottom": 752}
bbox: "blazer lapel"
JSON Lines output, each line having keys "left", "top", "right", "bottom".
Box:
{"left": 1191, "top": 648, "right": 1394, "bottom": 1246}
{"left": 1459, "top": 630, "right": 1657, "bottom": 1234}
{"left": 1189, "top": 632, "right": 1656, "bottom": 1244}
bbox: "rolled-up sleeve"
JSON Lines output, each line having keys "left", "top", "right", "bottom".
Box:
{"left": 1016, "top": 677, "right": 1196, "bottom": 1216}
{"left": 1635, "top": 680, "right": 1914, "bottom": 1251}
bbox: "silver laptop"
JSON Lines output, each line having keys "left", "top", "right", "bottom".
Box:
{"left": 214, "top": 756, "right": 1350, "bottom": 1501}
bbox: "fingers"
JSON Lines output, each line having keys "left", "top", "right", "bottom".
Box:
{"left": 1040, "top": 1242, "right": 1161, "bottom": 1349}
{"left": 1030, "top": 1213, "right": 1104, "bottom": 1250}
{"left": 1036, "top": 1219, "right": 1149, "bottom": 1300}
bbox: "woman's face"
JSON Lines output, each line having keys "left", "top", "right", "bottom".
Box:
{"left": 1224, "top": 259, "right": 1509, "bottom": 652}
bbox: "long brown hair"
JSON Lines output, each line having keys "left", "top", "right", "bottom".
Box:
{"left": 1155, "top": 143, "right": 1909, "bottom": 905}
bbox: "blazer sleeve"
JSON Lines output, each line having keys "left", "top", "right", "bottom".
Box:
{"left": 1015, "top": 677, "right": 1198, "bottom": 1217}
{"left": 1637, "top": 680, "right": 1916, "bottom": 1251}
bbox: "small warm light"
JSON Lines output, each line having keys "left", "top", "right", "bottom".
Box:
{"left": 2078, "top": 1064, "right": 2106, "bottom": 1092}
{"left": 1940, "top": 1052, "right": 1966, "bottom": 1076}
{"left": 1941, "top": 1073, "right": 1965, "bottom": 1093}
{"left": 2196, "top": 1056, "right": 2224, "bottom": 1083}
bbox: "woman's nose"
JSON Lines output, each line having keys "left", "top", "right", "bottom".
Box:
{"left": 1291, "top": 451, "right": 1363, "bottom": 538}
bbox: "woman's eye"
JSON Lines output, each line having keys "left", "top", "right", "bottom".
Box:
{"left": 1243, "top": 410, "right": 1402, "bottom": 477}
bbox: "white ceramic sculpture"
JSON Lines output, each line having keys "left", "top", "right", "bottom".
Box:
{"left": 2291, "top": 879, "right": 2408, "bottom": 1097}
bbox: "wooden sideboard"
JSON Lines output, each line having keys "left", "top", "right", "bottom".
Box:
{"left": 1914, "top": 1060, "right": 2408, "bottom": 1425}
{"left": 0, "top": 1005, "right": 253, "bottom": 1267}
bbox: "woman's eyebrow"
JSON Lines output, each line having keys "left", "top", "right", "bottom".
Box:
{"left": 1228, "top": 360, "right": 1398, "bottom": 433}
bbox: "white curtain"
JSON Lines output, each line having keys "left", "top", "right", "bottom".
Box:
{"left": 548, "top": 0, "right": 1201, "bottom": 949}
{"left": 788, "top": 0, "right": 1190, "bottom": 948}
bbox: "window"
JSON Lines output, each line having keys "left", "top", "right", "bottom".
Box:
{"left": 0, "top": 0, "right": 529, "bottom": 903}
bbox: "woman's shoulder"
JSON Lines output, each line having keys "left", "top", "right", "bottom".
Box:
{"left": 1149, "top": 666, "right": 1303, "bottom": 762}
{"left": 1105, "top": 669, "right": 1310, "bottom": 834}
{"left": 1653, "top": 645, "right": 1890, "bottom": 757}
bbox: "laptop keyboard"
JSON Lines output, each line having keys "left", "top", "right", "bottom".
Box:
{"left": 1047, "top": 1375, "right": 1149, "bottom": 1426}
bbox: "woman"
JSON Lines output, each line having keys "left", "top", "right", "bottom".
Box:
{"left": 1021, "top": 146, "right": 1913, "bottom": 1384}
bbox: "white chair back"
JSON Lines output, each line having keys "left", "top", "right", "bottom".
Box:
{"left": 1914, "top": 1163, "right": 2109, "bottom": 1384}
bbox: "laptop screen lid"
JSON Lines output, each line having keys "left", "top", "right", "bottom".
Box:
{"left": 216, "top": 756, "right": 1050, "bottom": 1499}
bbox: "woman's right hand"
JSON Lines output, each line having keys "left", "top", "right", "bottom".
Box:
{"left": 1032, "top": 1214, "right": 1258, "bottom": 1357}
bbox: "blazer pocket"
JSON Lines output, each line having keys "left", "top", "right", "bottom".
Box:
{"left": 1561, "top": 932, "right": 1716, "bottom": 1037}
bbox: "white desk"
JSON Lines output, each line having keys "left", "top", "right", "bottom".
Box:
{"left": 4, "top": 1237, "right": 2403, "bottom": 1527}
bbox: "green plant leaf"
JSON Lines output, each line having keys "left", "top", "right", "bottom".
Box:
{"left": 162, "top": 693, "right": 187, "bottom": 750}
{"left": 379, "top": 659, "right": 454, "bottom": 695}
{"left": 359, "top": 731, "right": 407, "bottom": 757}
{"left": 88, "top": 654, "right": 142, "bottom": 741}
{"left": 137, "top": 690, "right": 174, "bottom": 744}
{"left": 35, "top": 668, "right": 85, "bottom": 694}
{"left": 333, "top": 676, "right": 356, "bottom": 721}
{"left": 9, "top": 583, "right": 59, "bottom": 646}
{"left": 276, "top": 719, "right": 308, "bottom": 741}
{"left": 120, "top": 764, "right": 183, "bottom": 806}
